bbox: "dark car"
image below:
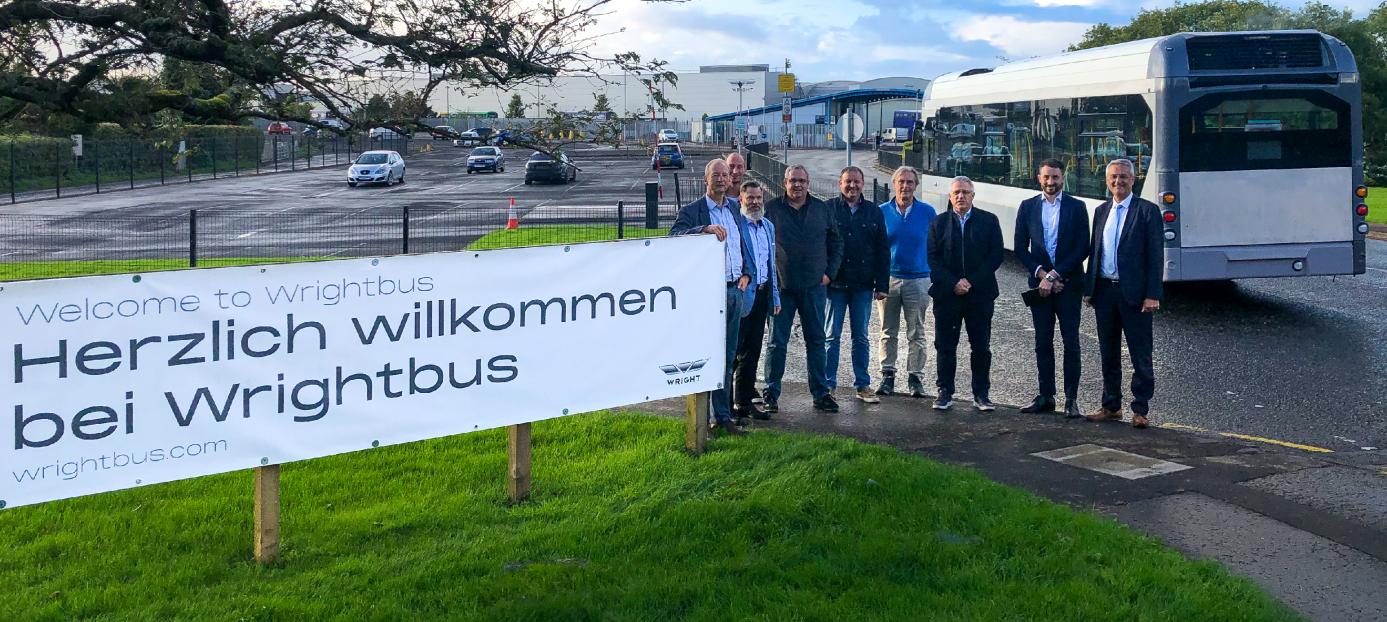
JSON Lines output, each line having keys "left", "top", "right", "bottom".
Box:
{"left": 651, "top": 142, "right": 684, "bottom": 169}
{"left": 467, "top": 146, "right": 505, "bottom": 173}
{"left": 429, "top": 125, "right": 460, "bottom": 140}
{"left": 524, "top": 151, "right": 577, "bottom": 184}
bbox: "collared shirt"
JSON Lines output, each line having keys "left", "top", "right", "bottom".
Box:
{"left": 1040, "top": 193, "right": 1062, "bottom": 264}
{"left": 706, "top": 195, "right": 743, "bottom": 282}
{"left": 893, "top": 200, "right": 913, "bottom": 220}
{"left": 845, "top": 196, "right": 861, "bottom": 215}
{"left": 746, "top": 218, "right": 772, "bottom": 286}
{"left": 956, "top": 208, "right": 973, "bottom": 235}
{"left": 1100, "top": 194, "right": 1133, "bottom": 279}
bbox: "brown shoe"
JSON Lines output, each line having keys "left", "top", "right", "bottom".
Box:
{"left": 1085, "top": 407, "right": 1122, "bottom": 422}
{"left": 1131, "top": 414, "right": 1150, "bottom": 429}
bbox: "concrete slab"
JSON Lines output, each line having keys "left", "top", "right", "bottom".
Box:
{"left": 1117, "top": 492, "right": 1387, "bottom": 622}
{"left": 1244, "top": 466, "right": 1387, "bottom": 530}
{"left": 1033, "top": 443, "right": 1193, "bottom": 480}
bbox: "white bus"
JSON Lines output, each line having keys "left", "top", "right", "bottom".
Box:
{"left": 914, "top": 31, "right": 1368, "bottom": 280}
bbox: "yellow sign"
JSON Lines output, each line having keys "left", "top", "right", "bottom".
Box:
{"left": 777, "top": 73, "right": 796, "bottom": 93}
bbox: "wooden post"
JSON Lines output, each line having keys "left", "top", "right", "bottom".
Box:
{"left": 508, "top": 423, "right": 532, "bottom": 503}
{"left": 254, "top": 464, "right": 281, "bottom": 564}
{"left": 685, "top": 392, "right": 709, "bottom": 454}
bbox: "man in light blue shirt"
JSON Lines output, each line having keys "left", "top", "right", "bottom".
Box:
{"left": 732, "top": 180, "right": 781, "bottom": 421}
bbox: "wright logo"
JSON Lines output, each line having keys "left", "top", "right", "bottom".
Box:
{"left": 660, "top": 359, "right": 708, "bottom": 385}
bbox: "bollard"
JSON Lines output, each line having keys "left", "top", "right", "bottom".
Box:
{"left": 674, "top": 173, "right": 682, "bottom": 206}
{"left": 617, "top": 200, "right": 625, "bottom": 239}
{"left": 644, "top": 181, "right": 660, "bottom": 230}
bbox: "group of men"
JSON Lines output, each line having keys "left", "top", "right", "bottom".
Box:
{"left": 671, "top": 153, "right": 1162, "bottom": 436}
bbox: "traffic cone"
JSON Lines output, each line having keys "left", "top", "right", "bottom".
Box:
{"left": 506, "top": 197, "right": 519, "bottom": 230}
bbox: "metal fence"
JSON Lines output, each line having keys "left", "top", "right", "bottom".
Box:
{"left": 3, "top": 134, "right": 416, "bottom": 204}
{"left": 0, "top": 202, "right": 689, "bottom": 282}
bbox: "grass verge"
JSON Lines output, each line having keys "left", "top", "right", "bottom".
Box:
{"left": 0, "top": 258, "right": 318, "bottom": 282}
{"left": 467, "top": 225, "right": 664, "bottom": 250}
{"left": 0, "top": 412, "right": 1296, "bottom": 621}
{"left": 1367, "top": 188, "right": 1387, "bottom": 225}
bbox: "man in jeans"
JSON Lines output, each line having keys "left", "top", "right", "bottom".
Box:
{"left": 876, "top": 166, "right": 936, "bottom": 398}
{"left": 825, "top": 166, "right": 890, "bottom": 404}
{"left": 763, "top": 165, "right": 844, "bottom": 413}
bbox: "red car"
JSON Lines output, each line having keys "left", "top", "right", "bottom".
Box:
{"left": 266, "top": 122, "right": 293, "bottom": 135}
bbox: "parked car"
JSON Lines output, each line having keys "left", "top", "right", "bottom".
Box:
{"left": 525, "top": 151, "right": 577, "bottom": 184}
{"left": 347, "top": 150, "right": 406, "bottom": 186}
{"left": 657, "top": 128, "right": 679, "bottom": 142}
{"left": 467, "top": 146, "right": 505, "bottom": 174}
{"left": 266, "top": 122, "right": 293, "bottom": 135}
{"left": 369, "top": 127, "right": 402, "bottom": 140}
{"left": 651, "top": 142, "right": 684, "bottom": 169}
{"left": 429, "top": 125, "right": 459, "bottom": 140}
{"left": 452, "top": 127, "right": 496, "bottom": 147}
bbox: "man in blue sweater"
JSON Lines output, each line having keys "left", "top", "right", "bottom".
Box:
{"left": 876, "top": 166, "right": 936, "bottom": 398}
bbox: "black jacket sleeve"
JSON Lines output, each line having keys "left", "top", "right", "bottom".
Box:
{"left": 669, "top": 202, "right": 705, "bottom": 236}
{"left": 1055, "top": 198, "right": 1090, "bottom": 279}
{"left": 824, "top": 206, "right": 844, "bottom": 282}
{"left": 1013, "top": 199, "right": 1042, "bottom": 278}
{"left": 1143, "top": 200, "right": 1164, "bottom": 301}
{"left": 872, "top": 206, "right": 890, "bottom": 293}
{"left": 965, "top": 212, "right": 1004, "bottom": 285}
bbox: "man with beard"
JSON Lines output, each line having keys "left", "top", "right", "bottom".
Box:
{"left": 731, "top": 180, "right": 782, "bottom": 422}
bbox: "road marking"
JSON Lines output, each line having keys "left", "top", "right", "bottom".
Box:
{"left": 1218, "top": 432, "right": 1334, "bottom": 453}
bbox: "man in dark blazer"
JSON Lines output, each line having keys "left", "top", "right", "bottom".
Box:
{"left": 1083, "top": 158, "right": 1163, "bottom": 429}
{"left": 1014, "top": 158, "right": 1090, "bottom": 418}
{"left": 763, "top": 164, "right": 844, "bottom": 414}
{"left": 670, "top": 158, "right": 755, "bottom": 436}
{"left": 927, "top": 176, "right": 1004, "bottom": 411}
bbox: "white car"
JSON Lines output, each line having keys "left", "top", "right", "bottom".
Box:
{"left": 368, "top": 127, "right": 402, "bottom": 140}
{"left": 347, "top": 150, "right": 406, "bottom": 186}
{"left": 657, "top": 128, "right": 679, "bottom": 142}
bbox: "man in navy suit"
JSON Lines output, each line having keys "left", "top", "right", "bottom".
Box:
{"left": 670, "top": 158, "right": 755, "bottom": 435}
{"left": 1014, "top": 158, "right": 1090, "bottom": 419}
{"left": 1083, "top": 158, "right": 1163, "bottom": 429}
{"left": 926, "top": 176, "right": 1004, "bottom": 412}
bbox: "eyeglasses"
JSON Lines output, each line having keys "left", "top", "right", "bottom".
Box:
{"left": 788, "top": 178, "right": 808, "bottom": 185}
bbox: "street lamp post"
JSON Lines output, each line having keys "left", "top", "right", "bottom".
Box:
{"left": 728, "top": 79, "right": 756, "bottom": 155}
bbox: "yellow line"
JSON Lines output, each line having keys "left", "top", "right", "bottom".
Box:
{"left": 1158, "top": 423, "right": 1209, "bottom": 433}
{"left": 1217, "top": 432, "right": 1334, "bottom": 454}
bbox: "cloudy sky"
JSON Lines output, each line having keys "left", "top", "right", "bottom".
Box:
{"left": 586, "top": 0, "right": 1372, "bottom": 82}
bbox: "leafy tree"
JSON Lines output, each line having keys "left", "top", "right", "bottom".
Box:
{"left": 0, "top": 0, "right": 676, "bottom": 135}
{"left": 592, "top": 93, "right": 612, "bottom": 113}
{"left": 504, "top": 94, "right": 527, "bottom": 119}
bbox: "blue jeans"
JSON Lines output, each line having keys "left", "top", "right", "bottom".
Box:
{"left": 713, "top": 284, "right": 744, "bottom": 423}
{"left": 765, "top": 285, "right": 830, "bottom": 401}
{"left": 825, "top": 288, "right": 874, "bottom": 390}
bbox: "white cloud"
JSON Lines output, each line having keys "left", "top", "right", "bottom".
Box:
{"left": 1030, "top": 0, "right": 1107, "bottom": 7}
{"left": 953, "top": 15, "right": 1091, "bottom": 58}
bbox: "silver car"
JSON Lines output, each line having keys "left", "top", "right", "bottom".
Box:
{"left": 347, "top": 150, "right": 406, "bottom": 187}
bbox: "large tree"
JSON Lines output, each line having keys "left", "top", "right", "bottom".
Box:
{"left": 1072, "top": 1, "right": 1387, "bottom": 174}
{"left": 0, "top": 0, "right": 675, "bottom": 134}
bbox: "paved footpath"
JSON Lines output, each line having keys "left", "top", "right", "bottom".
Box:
{"left": 637, "top": 386, "right": 1387, "bottom": 622}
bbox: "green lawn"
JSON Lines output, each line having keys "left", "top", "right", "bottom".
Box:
{"left": 0, "top": 412, "right": 1296, "bottom": 621}
{"left": 1366, "top": 188, "right": 1387, "bottom": 225}
{"left": 467, "top": 225, "right": 664, "bottom": 250}
{"left": 0, "top": 258, "right": 316, "bottom": 282}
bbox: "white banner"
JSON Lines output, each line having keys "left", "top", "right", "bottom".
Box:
{"left": 1, "top": 236, "right": 725, "bottom": 509}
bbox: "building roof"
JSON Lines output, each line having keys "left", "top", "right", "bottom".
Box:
{"left": 706, "top": 88, "right": 923, "bottom": 121}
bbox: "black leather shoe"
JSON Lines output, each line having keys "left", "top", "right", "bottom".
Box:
{"left": 763, "top": 396, "right": 779, "bottom": 413}
{"left": 1063, "top": 399, "right": 1083, "bottom": 419}
{"left": 736, "top": 404, "right": 771, "bottom": 421}
{"left": 813, "top": 395, "right": 840, "bottom": 412}
{"left": 908, "top": 376, "right": 927, "bottom": 398}
{"left": 711, "top": 419, "right": 746, "bottom": 436}
{"left": 876, "top": 373, "right": 896, "bottom": 396}
{"left": 1020, "top": 395, "right": 1056, "bottom": 414}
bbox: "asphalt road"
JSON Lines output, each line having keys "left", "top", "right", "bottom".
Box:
{"left": 3, "top": 148, "right": 1383, "bottom": 451}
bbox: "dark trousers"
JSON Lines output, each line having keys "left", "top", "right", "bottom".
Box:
{"left": 713, "top": 284, "right": 744, "bottom": 424}
{"left": 765, "top": 285, "right": 830, "bottom": 400}
{"left": 1092, "top": 279, "right": 1154, "bottom": 415}
{"left": 932, "top": 295, "right": 994, "bottom": 399}
{"left": 732, "top": 283, "right": 771, "bottom": 408}
{"left": 1031, "top": 284, "right": 1082, "bottom": 400}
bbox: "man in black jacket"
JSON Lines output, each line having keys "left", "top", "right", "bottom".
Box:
{"left": 927, "top": 176, "right": 1003, "bottom": 412}
{"left": 764, "top": 164, "right": 844, "bottom": 413}
{"left": 825, "top": 166, "right": 890, "bottom": 404}
{"left": 1014, "top": 159, "right": 1090, "bottom": 418}
{"left": 1083, "top": 159, "right": 1163, "bottom": 429}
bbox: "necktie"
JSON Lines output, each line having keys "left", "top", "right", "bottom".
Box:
{"left": 1105, "top": 203, "right": 1125, "bottom": 277}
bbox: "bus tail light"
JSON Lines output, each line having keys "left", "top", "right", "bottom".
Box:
{"left": 1161, "top": 192, "right": 1177, "bottom": 204}
{"left": 1164, "top": 231, "right": 1176, "bottom": 241}
{"left": 1357, "top": 204, "right": 1369, "bottom": 216}
{"left": 1162, "top": 211, "right": 1177, "bottom": 223}
{"left": 1356, "top": 186, "right": 1368, "bottom": 198}
{"left": 1361, "top": 223, "right": 1372, "bottom": 234}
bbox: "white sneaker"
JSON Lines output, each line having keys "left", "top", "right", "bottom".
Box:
{"left": 856, "top": 388, "right": 880, "bottom": 404}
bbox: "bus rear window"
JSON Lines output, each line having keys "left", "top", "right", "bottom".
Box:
{"left": 1179, "top": 92, "right": 1349, "bottom": 171}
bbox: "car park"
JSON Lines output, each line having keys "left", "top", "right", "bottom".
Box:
{"left": 266, "top": 122, "right": 293, "bottom": 135}
{"left": 467, "top": 146, "right": 505, "bottom": 173}
{"left": 524, "top": 151, "right": 577, "bottom": 184}
{"left": 651, "top": 142, "right": 684, "bottom": 169}
{"left": 347, "top": 150, "right": 406, "bottom": 186}
{"left": 657, "top": 128, "right": 679, "bottom": 142}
